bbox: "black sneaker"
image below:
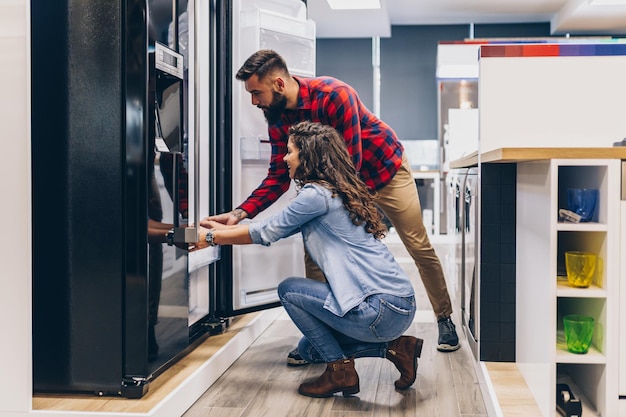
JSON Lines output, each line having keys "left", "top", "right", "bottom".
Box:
{"left": 287, "top": 347, "right": 309, "bottom": 366}
{"left": 437, "top": 316, "right": 461, "bottom": 352}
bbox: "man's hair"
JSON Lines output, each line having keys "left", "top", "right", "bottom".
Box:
{"left": 236, "top": 49, "right": 290, "bottom": 81}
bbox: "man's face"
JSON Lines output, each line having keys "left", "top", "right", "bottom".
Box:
{"left": 244, "top": 74, "right": 287, "bottom": 124}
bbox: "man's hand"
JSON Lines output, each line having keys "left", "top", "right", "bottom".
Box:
{"left": 201, "top": 208, "right": 247, "bottom": 226}
{"left": 192, "top": 226, "right": 212, "bottom": 251}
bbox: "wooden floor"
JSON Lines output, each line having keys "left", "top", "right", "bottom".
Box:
{"left": 182, "top": 235, "right": 489, "bottom": 417}
{"left": 485, "top": 362, "right": 543, "bottom": 417}
{"left": 182, "top": 310, "right": 488, "bottom": 417}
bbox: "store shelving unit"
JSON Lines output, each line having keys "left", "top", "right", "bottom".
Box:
{"left": 516, "top": 158, "right": 620, "bottom": 417}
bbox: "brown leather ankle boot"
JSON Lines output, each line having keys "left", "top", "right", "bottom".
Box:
{"left": 386, "top": 335, "right": 424, "bottom": 390}
{"left": 298, "top": 358, "right": 360, "bottom": 398}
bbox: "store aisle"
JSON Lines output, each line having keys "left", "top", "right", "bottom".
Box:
{"left": 182, "top": 235, "right": 488, "bottom": 417}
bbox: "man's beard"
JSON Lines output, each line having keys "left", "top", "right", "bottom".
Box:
{"left": 261, "top": 91, "right": 288, "bottom": 124}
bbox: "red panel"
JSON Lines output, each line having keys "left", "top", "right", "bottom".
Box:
{"left": 480, "top": 45, "right": 507, "bottom": 57}
{"left": 504, "top": 45, "right": 524, "bottom": 57}
{"left": 522, "top": 44, "right": 560, "bottom": 56}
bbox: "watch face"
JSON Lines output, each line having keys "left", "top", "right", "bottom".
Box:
{"left": 205, "top": 230, "right": 215, "bottom": 246}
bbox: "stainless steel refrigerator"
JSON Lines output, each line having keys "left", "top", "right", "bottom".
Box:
{"left": 31, "top": 0, "right": 314, "bottom": 398}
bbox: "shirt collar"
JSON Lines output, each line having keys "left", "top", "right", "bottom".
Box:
{"left": 293, "top": 75, "right": 311, "bottom": 111}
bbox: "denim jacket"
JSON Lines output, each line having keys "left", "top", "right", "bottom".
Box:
{"left": 248, "top": 183, "right": 415, "bottom": 317}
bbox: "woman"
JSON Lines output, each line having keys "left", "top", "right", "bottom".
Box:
{"left": 198, "top": 121, "right": 423, "bottom": 398}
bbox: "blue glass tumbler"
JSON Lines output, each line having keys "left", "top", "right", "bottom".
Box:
{"left": 567, "top": 188, "right": 599, "bottom": 222}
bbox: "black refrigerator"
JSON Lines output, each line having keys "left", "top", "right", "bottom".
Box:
{"left": 31, "top": 0, "right": 314, "bottom": 398}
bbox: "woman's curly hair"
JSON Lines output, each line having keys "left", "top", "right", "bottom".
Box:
{"left": 288, "top": 121, "right": 387, "bottom": 239}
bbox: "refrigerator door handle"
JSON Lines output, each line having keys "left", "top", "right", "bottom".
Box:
{"left": 193, "top": 0, "right": 200, "bottom": 240}
{"left": 171, "top": 226, "right": 198, "bottom": 244}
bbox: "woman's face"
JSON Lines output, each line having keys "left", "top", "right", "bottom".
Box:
{"left": 284, "top": 138, "right": 301, "bottom": 179}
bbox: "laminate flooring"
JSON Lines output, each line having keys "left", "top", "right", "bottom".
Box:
{"left": 182, "top": 234, "right": 489, "bottom": 417}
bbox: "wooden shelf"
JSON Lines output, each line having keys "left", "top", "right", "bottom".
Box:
{"left": 449, "top": 147, "right": 626, "bottom": 169}
{"left": 483, "top": 147, "right": 626, "bottom": 164}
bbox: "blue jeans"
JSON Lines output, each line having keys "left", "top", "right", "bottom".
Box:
{"left": 278, "top": 277, "right": 416, "bottom": 363}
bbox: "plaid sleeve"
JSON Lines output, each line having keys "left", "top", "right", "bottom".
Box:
{"left": 237, "top": 127, "right": 291, "bottom": 218}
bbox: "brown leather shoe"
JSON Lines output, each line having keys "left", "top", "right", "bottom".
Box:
{"left": 386, "top": 335, "right": 424, "bottom": 390}
{"left": 298, "top": 358, "right": 360, "bottom": 398}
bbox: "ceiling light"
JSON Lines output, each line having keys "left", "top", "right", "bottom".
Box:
{"left": 589, "top": 0, "right": 626, "bottom": 5}
{"left": 326, "top": 0, "right": 381, "bottom": 10}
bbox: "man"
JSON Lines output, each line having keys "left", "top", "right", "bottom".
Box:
{"left": 206, "top": 50, "right": 460, "bottom": 363}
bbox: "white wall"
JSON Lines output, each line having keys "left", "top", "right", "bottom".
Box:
{"left": 0, "top": 0, "right": 32, "bottom": 414}
{"left": 479, "top": 54, "right": 626, "bottom": 153}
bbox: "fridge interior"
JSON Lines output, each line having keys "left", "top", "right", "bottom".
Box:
{"left": 227, "top": 0, "right": 315, "bottom": 313}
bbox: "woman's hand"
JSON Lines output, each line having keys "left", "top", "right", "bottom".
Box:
{"left": 195, "top": 223, "right": 253, "bottom": 247}
{"left": 201, "top": 209, "right": 247, "bottom": 226}
{"left": 201, "top": 220, "right": 230, "bottom": 230}
{"left": 193, "top": 226, "right": 213, "bottom": 250}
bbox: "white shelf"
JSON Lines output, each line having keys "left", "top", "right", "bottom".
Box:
{"left": 516, "top": 158, "right": 620, "bottom": 417}
{"left": 556, "top": 221, "right": 607, "bottom": 232}
{"left": 556, "top": 279, "right": 606, "bottom": 298}
{"left": 556, "top": 331, "right": 606, "bottom": 364}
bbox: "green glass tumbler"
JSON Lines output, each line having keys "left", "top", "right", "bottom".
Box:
{"left": 563, "top": 315, "right": 594, "bottom": 354}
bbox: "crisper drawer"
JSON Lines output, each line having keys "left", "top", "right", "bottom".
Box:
{"left": 240, "top": 7, "right": 315, "bottom": 77}
{"left": 259, "top": 27, "right": 315, "bottom": 76}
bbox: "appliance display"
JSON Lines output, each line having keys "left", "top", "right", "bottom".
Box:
{"left": 446, "top": 168, "right": 479, "bottom": 359}
{"left": 227, "top": 0, "right": 314, "bottom": 314}
{"left": 436, "top": 42, "right": 479, "bottom": 235}
{"left": 449, "top": 164, "right": 516, "bottom": 362}
{"left": 31, "top": 0, "right": 313, "bottom": 398}
{"left": 445, "top": 170, "right": 465, "bottom": 308}
{"left": 463, "top": 168, "right": 479, "bottom": 356}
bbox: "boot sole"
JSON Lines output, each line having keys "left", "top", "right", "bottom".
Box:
{"left": 298, "top": 384, "right": 360, "bottom": 398}
{"left": 437, "top": 342, "right": 461, "bottom": 352}
{"left": 287, "top": 358, "right": 310, "bottom": 366}
{"left": 342, "top": 385, "right": 360, "bottom": 396}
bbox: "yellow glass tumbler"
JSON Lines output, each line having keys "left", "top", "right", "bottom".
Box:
{"left": 565, "top": 251, "right": 597, "bottom": 288}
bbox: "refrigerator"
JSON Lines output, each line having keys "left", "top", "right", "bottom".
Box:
{"left": 31, "top": 0, "right": 314, "bottom": 398}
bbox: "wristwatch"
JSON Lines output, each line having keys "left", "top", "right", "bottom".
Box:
{"left": 205, "top": 229, "right": 217, "bottom": 247}
{"left": 165, "top": 228, "right": 175, "bottom": 246}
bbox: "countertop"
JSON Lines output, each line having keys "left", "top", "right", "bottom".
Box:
{"left": 450, "top": 147, "right": 626, "bottom": 169}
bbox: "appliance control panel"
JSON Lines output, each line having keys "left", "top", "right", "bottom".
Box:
{"left": 155, "top": 42, "right": 184, "bottom": 79}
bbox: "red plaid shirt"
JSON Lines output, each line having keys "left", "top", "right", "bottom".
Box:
{"left": 238, "top": 76, "right": 404, "bottom": 218}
